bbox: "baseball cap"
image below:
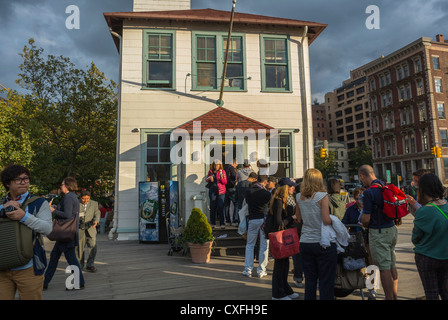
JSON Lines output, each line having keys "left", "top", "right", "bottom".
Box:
{"left": 278, "top": 177, "right": 297, "bottom": 187}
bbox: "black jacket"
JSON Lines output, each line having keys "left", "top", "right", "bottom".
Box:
{"left": 245, "top": 184, "right": 271, "bottom": 220}
{"left": 53, "top": 191, "right": 80, "bottom": 247}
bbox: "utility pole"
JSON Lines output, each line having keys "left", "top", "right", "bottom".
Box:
{"left": 216, "top": 0, "right": 236, "bottom": 107}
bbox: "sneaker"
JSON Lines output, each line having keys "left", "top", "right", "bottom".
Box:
{"left": 288, "top": 292, "right": 299, "bottom": 299}
{"left": 242, "top": 270, "right": 252, "bottom": 277}
{"left": 368, "top": 290, "right": 377, "bottom": 300}
{"left": 294, "top": 277, "right": 303, "bottom": 288}
{"left": 257, "top": 271, "right": 267, "bottom": 278}
{"left": 272, "top": 296, "right": 292, "bottom": 300}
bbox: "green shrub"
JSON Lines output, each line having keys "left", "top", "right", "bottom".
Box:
{"left": 183, "top": 207, "right": 214, "bottom": 244}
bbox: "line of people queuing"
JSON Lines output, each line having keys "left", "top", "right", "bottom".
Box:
{"left": 206, "top": 159, "right": 448, "bottom": 300}
{"left": 0, "top": 164, "right": 104, "bottom": 300}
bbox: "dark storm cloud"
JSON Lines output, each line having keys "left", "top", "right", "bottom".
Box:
{"left": 1, "top": 0, "right": 447, "bottom": 102}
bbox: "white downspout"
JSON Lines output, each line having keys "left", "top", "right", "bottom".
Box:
{"left": 109, "top": 28, "right": 122, "bottom": 240}
{"left": 300, "top": 26, "right": 310, "bottom": 170}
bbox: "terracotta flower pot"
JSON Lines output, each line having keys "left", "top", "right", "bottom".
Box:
{"left": 188, "top": 241, "right": 212, "bottom": 264}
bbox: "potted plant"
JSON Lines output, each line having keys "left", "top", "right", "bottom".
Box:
{"left": 183, "top": 207, "right": 215, "bottom": 263}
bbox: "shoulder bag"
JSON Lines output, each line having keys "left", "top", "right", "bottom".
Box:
{"left": 427, "top": 202, "right": 448, "bottom": 221}
{"left": 47, "top": 215, "right": 78, "bottom": 242}
{"left": 268, "top": 225, "right": 300, "bottom": 259}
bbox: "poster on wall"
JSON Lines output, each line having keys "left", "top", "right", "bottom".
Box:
{"left": 169, "top": 181, "right": 179, "bottom": 229}
{"left": 139, "top": 181, "right": 159, "bottom": 242}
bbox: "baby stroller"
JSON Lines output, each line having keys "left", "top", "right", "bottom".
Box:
{"left": 334, "top": 224, "right": 369, "bottom": 300}
{"left": 166, "top": 210, "right": 186, "bottom": 256}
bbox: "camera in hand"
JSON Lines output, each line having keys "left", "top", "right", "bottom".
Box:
{"left": 0, "top": 206, "right": 16, "bottom": 218}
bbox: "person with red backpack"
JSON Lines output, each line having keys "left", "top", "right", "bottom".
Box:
{"left": 358, "top": 165, "right": 398, "bottom": 300}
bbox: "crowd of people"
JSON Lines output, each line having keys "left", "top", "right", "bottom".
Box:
{"left": 1, "top": 160, "right": 447, "bottom": 301}
{"left": 0, "top": 164, "right": 105, "bottom": 300}
{"left": 205, "top": 159, "right": 448, "bottom": 300}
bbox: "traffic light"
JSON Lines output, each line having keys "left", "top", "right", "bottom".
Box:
{"left": 431, "top": 147, "right": 437, "bottom": 156}
{"left": 436, "top": 146, "right": 442, "bottom": 158}
{"left": 320, "top": 148, "right": 326, "bottom": 158}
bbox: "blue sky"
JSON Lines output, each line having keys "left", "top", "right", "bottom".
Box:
{"left": 1, "top": 0, "right": 447, "bottom": 102}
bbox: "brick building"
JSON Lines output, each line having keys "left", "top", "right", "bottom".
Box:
{"left": 312, "top": 102, "right": 328, "bottom": 141}
{"left": 363, "top": 35, "right": 448, "bottom": 183}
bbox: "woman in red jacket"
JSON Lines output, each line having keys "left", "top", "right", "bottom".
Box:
{"left": 206, "top": 160, "right": 227, "bottom": 229}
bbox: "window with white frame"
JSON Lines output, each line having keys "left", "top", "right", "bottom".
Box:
{"left": 433, "top": 56, "right": 440, "bottom": 70}
{"left": 438, "top": 103, "right": 445, "bottom": 119}
{"left": 435, "top": 78, "right": 443, "bottom": 93}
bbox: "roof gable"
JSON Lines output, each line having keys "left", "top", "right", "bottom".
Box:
{"left": 176, "top": 107, "right": 274, "bottom": 134}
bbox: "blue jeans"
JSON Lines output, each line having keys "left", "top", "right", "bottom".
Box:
{"left": 300, "top": 242, "right": 337, "bottom": 300}
{"left": 44, "top": 242, "right": 85, "bottom": 287}
{"left": 224, "top": 191, "right": 238, "bottom": 223}
{"left": 209, "top": 191, "right": 225, "bottom": 226}
{"left": 244, "top": 218, "right": 269, "bottom": 275}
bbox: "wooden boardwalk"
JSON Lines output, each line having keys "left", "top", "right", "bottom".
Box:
{"left": 41, "top": 215, "right": 424, "bottom": 301}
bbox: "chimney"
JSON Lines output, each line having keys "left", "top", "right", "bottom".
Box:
{"left": 436, "top": 34, "right": 444, "bottom": 43}
{"left": 133, "top": 0, "right": 191, "bottom": 12}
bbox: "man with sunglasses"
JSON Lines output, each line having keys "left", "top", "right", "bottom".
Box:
{"left": 0, "top": 164, "right": 52, "bottom": 300}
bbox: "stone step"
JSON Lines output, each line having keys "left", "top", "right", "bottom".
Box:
{"left": 212, "top": 226, "right": 248, "bottom": 257}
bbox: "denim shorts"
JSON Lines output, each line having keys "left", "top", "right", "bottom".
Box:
{"left": 368, "top": 226, "right": 397, "bottom": 270}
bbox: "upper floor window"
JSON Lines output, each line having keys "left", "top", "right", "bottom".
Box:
{"left": 396, "top": 63, "right": 409, "bottom": 81}
{"left": 441, "top": 130, "right": 448, "bottom": 147}
{"left": 261, "top": 35, "right": 291, "bottom": 92}
{"left": 416, "top": 78, "right": 424, "bottom": 95}
{"left": 370, "top": 78, "right": 376, "bottom": 91}
{"left": 438, "top": 103, "right": 445, "bottom": 119}
{"left": 414, "top": 58, "right": 422, "bottom": 73}
{"left": 435, "top": 78, "right": 443, "bottom": 93}
{"left": 143, "top": 30, "right": 175, "bottom": 89}
{"left": 433, "top": 56, "right": 440, "bottom": 70}
{"left": 192, "top": 32, "right": 246, "bottom": 91}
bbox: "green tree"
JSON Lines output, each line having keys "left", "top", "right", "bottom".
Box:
{"left": 0, "top": 85, "right": 36, "bottom": 196}
{"left": 16, "top": 39, "right": 118, "bottom": 196}
{"left": 348, "top": 144, "right": 373, "bottom": 177}
{"left": 314, "top": 149, "right": 339, "bottom": 180}
{"left": 0, "top": 85, "right": 34, "bottom": 168}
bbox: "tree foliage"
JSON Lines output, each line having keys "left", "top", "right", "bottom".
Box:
{"left": 314, "top": 149, "right": 339, "bottom": 180}
{"left": 3, "top": 38, "right": 118, "bottom": 196}
{"left": 348, "top": 144, "right": 373, "bottom": 177}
